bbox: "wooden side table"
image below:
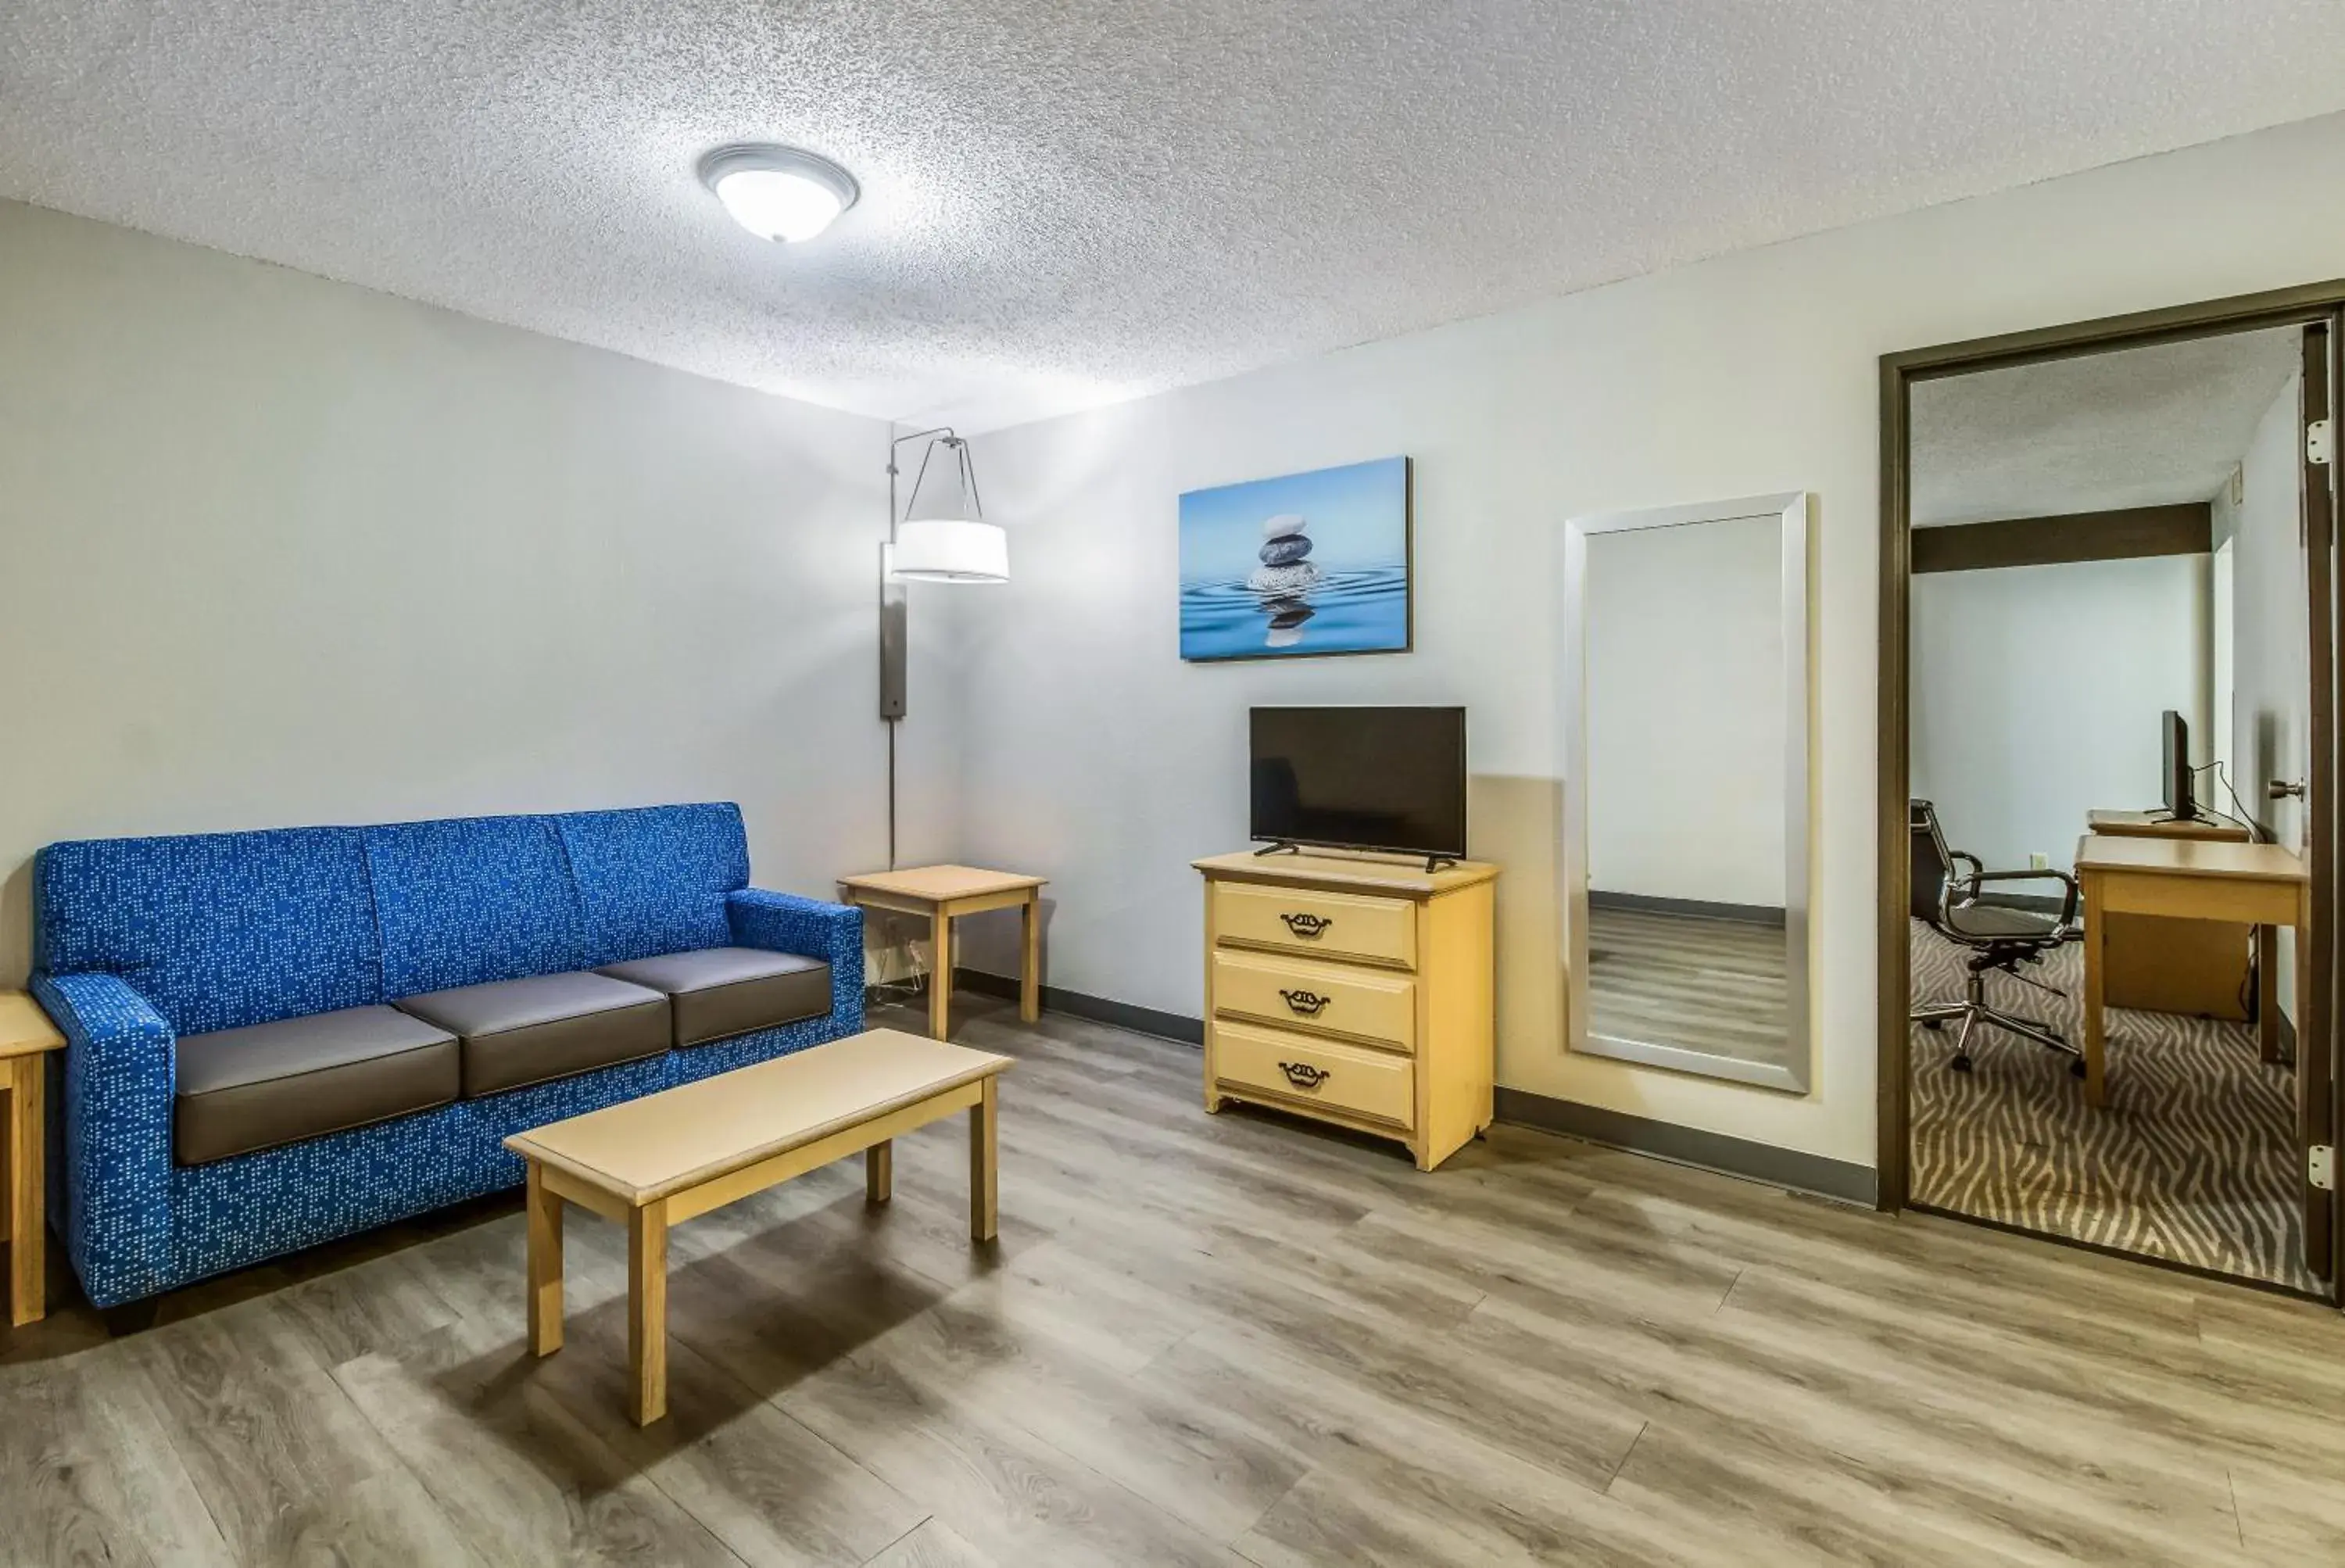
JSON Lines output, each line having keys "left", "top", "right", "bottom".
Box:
{"left": 1, "top": 991, "right": 66, "bottom": 1326}
{"left": 837, "top": 866, "right": 1046, "bottom": 1040}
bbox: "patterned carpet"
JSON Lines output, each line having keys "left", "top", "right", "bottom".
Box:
{"left": 1908, "top": 918, "right": 2318, "bottom": 1293}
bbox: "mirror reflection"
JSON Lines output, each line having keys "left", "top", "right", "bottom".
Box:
{"left": 1568, "top": 499, "right": 1809, "bottom": 1091}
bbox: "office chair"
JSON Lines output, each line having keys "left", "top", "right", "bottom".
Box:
{"left": 1908, "top": 800, "right": 2085, "bottom": 1077}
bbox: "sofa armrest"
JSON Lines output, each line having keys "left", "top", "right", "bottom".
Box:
{"left": 727, "top": 889, "right": 864, "bottom": 1031}
{"left": 28, "top": 972, "right": 177, "bottom": 1307}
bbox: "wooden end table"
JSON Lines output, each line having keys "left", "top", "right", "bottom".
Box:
{"left": 836, "top": 865, "right": 1046, "bottom": 1040}
{"left": 1, "top": 991, "right": 66, "bottom": 1327}
{"left": 504, "top": 1027, "right": 1011, "bottom": 1425}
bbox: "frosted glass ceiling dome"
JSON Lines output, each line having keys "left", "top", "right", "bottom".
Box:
{"left": 698, "top": 144, "right": 859, "bottom": 244}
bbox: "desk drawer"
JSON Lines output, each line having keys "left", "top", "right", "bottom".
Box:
{"left": 1212, "top": 1021, "right": 1415, "bottom": 1129}
{"left": 1213, "top": 882, "right": 1416, "bottom": 968}
{"left": 1212, "top": 950, "right": 1416, "bottom": 1051}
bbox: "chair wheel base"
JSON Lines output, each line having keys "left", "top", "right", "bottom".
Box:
{"left": 1949, "top": 1054, "right": 1973, "bottom": 1073}
{"left": 2069, "top": 1058, "right": 2087, "bottom": 1079}
{"left": 1921, "top": 1018, "right": 1943, "bottom": 1031}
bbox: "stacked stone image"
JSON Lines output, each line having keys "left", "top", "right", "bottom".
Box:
{"left": 1247, "top": 512, "right": 1320, "bottom": 647}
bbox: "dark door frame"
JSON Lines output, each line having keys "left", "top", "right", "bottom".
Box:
{"left": 1878, "top": 280, "right": 2345, "bottom": 1301}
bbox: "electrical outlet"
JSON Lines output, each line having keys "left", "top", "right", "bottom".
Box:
{"left": 2028, "top": 850, "right": 2049, "bottom": 870}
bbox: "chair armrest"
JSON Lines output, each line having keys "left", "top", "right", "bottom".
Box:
{"left": 1963, "top": 868, "right": 2081, "bottom": 927}
{"left": 28, "top": 972, "right": 177, "bottom": 1307}
{"left": 727, "top": 889, "right": 865, "bottom": 1027}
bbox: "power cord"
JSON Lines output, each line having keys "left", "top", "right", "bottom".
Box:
{"left": 2191, "top": 760, "right": 2264, "bottom": 842}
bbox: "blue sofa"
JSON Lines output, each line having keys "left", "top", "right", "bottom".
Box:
{"left": 30, "top": 802, "right": 863, "bottom": 1308}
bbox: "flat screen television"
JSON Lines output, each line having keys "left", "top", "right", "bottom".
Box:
{"left": 2161, "top": 708, "right": 2195, "bottom": 822}
{"left": 1250, "top": 706, "right": 1466, "bottom": 865}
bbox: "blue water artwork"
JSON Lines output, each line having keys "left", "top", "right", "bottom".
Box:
{"left": 1179, "top": 456, "right": 1411, "bottom": 660}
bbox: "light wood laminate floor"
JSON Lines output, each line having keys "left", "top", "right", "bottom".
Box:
{"left": 4, "top": 993, "right": 2343, "bottom": 1565}
{"left": 1586, "top": 906, "right": 1794, "bottom": 1070}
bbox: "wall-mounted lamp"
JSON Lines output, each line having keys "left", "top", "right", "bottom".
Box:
{"left": 881, "top": 428, "right": 1008, "bottom": 865}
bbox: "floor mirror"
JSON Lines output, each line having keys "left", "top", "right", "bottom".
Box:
{"left": 1562, "top": 492, "right": 1811, "bottom": 1091}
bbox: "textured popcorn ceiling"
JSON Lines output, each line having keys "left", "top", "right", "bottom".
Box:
{"left": 1912, "top": 328, "right": 2302, "bottom": 527}
{"left": 5, "top": 2, "right": 2345, "bottom": 431}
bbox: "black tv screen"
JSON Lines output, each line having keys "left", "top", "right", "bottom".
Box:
{"left": 1250, "top": 706, "right": 1466, "bottom": 859}
{"left": 2162, "top": 708, "right": 2194, "bottom": 821}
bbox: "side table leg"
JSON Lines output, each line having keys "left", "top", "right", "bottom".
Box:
{"left": 930, "top": 906, "right": 953, "bottom": 1040}
{"left": 8, "top": 1058, "right": 44, "bottom": 1327}
{"left": 1020, "top": 893, "right": 1041, "bottom": 1024}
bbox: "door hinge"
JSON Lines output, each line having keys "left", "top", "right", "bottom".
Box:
{"left": 2312, "top": 1144, "right": 2336, "bottom": 1192}
{"left": 2309, "top": 418, "right": 2333, "bottom": 467}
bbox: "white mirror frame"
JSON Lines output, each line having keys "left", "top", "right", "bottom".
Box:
{"left": 1561, "top": 491, "right": 1813, "bottom": 1093}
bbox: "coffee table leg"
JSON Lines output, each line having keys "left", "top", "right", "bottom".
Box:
{"left": 970, "top": 1076, "right": 998, "bottom": 1243}
{"left": 867, "top": 1140, "right": 893, "bottom": 1205}
{"left": 525, "top": 1161, "right": 563, "bottom": 1357}
{"left": 629, "top": 1197, "right": 669, "bottom": 1426}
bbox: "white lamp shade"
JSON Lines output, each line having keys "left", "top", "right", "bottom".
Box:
{"left": 891, "top": 518, "right": 1009, "bottom": 583}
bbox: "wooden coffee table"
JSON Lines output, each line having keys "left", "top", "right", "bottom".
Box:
{"left": 836, "top": 865, "right": 1047, "bottom": 1040}
{"left": 503, "top": 1027, "right": 1011, "bottom": 1424}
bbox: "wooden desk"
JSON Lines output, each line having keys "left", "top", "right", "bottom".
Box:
{"left": 2084, "top": 809, "right": 2256, "bottom": 1022}
{"left": 838, "top": 865, "right": 1047, "bottom": 1040}
{"left": 2075, "top": 835, "right": 2309, "bottom": 1108}
{"left": 506, "top": 1028, "right": 1011, "bottom": 1423}
{"left": 1, "top": 991, "right": 66, "bottom": 1327}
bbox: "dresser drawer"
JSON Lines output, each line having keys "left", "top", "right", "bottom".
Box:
{"left": 1212, "top": 881, "right": 1416, "bottom": 968}
{"left": 1212, "top": 1020, "right": 1416, "bottom": 1130}
{"left": 1212, "top": 949, "right": 1416, "bottom": 1051}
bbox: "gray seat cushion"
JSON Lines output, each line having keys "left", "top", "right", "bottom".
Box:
{"left": 174, "top": 1004, "right": 459, "bottom": 1166}
{"left": 596, "top": 947, "right": 832, "bottom": 1047}
{"left": 395, "top": 972, "right": 670, "bottom": 1098}
{"left": 1945, "top": 900, "right": 2065, "bottom": 940}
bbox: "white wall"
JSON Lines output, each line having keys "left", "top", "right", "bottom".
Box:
{"left": 1910, "top": 556, "right": 2208, "bottom": 875}
{"left": 1585, "top": 514, "right": 1787, "bottom": 908}
{"left": 944, "top": 110, "right": 2345, "bottom": 1172}
{"left": 0, "top": 200, "right": 951, "bottom": 986}
{"left": 2231, "top": 372, "right": 2311, "bottom": 1019}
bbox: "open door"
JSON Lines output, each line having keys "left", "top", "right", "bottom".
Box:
{"left": 2300, "top": 318, "right": 2339, "bottom": 1287}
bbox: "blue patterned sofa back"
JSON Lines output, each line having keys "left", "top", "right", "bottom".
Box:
{"left": 557, "top": 803, "right": 750, "bottom": 965}
{"left": 34, "top": 827, "right": 382, "bottom": 1036}
{"left": 35, "top": 804, "right": 756, "bottom": 1027}
{"left": 365, "top": 815, "right": 590, "bottom": 997}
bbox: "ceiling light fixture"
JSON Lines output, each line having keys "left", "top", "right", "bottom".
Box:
{"left": 698, "top": 144, "right": 859, "bottom": 243}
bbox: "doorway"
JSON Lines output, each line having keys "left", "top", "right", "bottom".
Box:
{"left": 1878, "top": 286, "right": 2343, "bottom": 1301}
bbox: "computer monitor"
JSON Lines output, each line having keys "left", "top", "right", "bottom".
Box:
{"left": 2161, "top": 709, "right": 2194, "bottom": 822}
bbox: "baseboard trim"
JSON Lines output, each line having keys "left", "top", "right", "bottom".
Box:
{"left": 954, "top": 967, "right": 1205, "bottom": 1046}
{"left": 1495, "top": 1087, "right": 1876, "bottom": 1206}
{"left": 1588, "top": 890, "right": 1787, "bottom": 927}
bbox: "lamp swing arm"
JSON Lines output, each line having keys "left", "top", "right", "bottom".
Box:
{"left": 886, "top": 425, "right": 959, "bottom": 540}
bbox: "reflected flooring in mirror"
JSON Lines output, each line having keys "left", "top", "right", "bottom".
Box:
{"left": 1908, "top": 918, "right": 2316, "bottom": 1294}
{"left": 1585, "top": 905, "right": 1792, "bottom": 1071}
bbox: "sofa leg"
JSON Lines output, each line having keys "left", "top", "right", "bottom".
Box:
{"left": 98, "top": 1298, "right": 161, "bottom": 1337}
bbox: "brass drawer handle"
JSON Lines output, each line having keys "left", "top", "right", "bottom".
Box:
{"left": 1280, "top": 911, "right": 1334, "bottom": 940}
{"left": 1279, "top": 988, "right": 1331, "bottom": 1018}
{"left": 1278, "top": 1061, "right": 1330, "bottom": 1091}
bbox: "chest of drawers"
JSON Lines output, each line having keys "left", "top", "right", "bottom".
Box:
{"left": 1193, "top": 850, "right": 1498, "bottom": 1171}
